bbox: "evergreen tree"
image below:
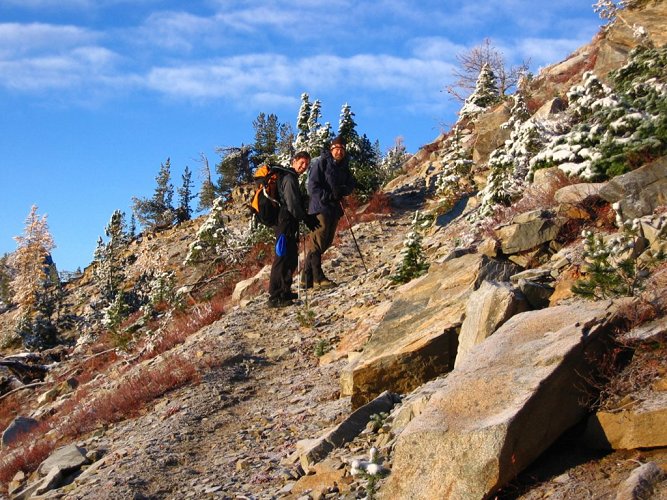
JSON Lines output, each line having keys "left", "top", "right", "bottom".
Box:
{"left": 132, "top": 158, "right": 176, "bottom": 229}
{"left": 277, "top": 122, "right": 296, "bottom": 162}
{"left": 252, "top": 112, "right": 280, "bottom": 168}
{"left": 349, "top": 133, "right": 382, "bottom": 201}
{"left": 197, "top": 153, "right": 216, "bottom": 212}
{"left": 294, "top": 93, "right": 312, "bottom": 152}
{"left": 459, "top": 63, "right": 501, "bottom": 118}
{"left": 338, "top": 102, "right": 359, "bottom": 148}
{"left": 10, "top": 205, "right": 58, "bottom": 350}
{"left": 381, "top": 137, "right": 411, "bottom": 180}
{"left": 176, "top": 165, "right": 195, "bottom": 223}
{"left": 94, "top": 210, "right": 128, "bottom": 302}
{"left": 0, "top": 253, "right": 14, "bottom": 311}
{"left": 215, "top": 145, "right": 253, "bottom": 198}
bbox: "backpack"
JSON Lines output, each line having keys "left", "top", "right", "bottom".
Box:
{"left": 250, "top": 165, "right": 282, "bottom": 226}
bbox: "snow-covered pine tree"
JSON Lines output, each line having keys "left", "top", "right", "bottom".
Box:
{"left": 530, "top": 43, "right": 667, "bottom": 181}
{"left": 459, "top": 63, "right": 501, "bottom": 118}
{"left": 94, "top": 210, "right": 129, "bottom": 303}
{"left": 185, "top": 197, "right": 233, "bottom": 265}
{"left": 338, "top": 102, "right": 359, "bottom": 151}
{"left": 434, "top": 127, "right": 475, "bottom": 213}
{"left": 390, "top": 211, "right": 430, "bottom": 284}
{"left": 380, "top": 137, "right": 411, "bottom": 181}
{"left": 10, "top": 205, "right": 59, "bottom": 350}
{"left": 294, "top": 93, "right": 312, "bottom": 153}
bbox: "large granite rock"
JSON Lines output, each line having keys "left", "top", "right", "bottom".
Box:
{"left": 381, "top": 300, "right": 621, "bottom": 500}
{"left": 340, "top": 253, "right": 519, "bottom": 408}
{"left": 495, "top": 209, "right": 565, "bottom": 255}
{"left": 599, "top": 156, "right": 667, "bottom": 220}
{"left": 455, "top": 281, "right": 528, "bottom": 367}
{"left": 584, "top": 393, "right": 667, "bottom": 450}
{"left": 472, "top": 103, "right": 512, "bottom": 164}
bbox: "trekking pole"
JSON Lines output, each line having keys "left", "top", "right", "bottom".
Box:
{"left": 340, "top": 201, "right": 368, "bottom": 273}
{"left": 302, "top": 230, "right": 309, "bottom": 307}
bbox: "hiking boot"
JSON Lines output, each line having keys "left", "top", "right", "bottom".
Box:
{"left": 314, "top": 278, "right": 337, "bottom": 290}
{"left": 268, "top": 297, "right": 293, "bottom": 308}
{"left": 299, "top": 275, "right": 313, "bottom": 289}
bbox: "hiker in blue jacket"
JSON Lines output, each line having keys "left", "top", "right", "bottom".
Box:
{"left": 268, "top": 151, "right": 320, "bottom": 308}
{"left": 301, "top": 135, "right": 355, "bottom": 289}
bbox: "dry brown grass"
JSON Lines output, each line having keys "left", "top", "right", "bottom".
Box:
{"left": 0, "top": 354, "right": 200, "bottom": 487}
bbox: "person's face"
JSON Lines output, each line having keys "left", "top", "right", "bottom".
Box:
{"left": 293, "top": 157, "right": 310, "bottom": 174}
{"left": 330, "top": 144, "right": 346, "bottom": 161}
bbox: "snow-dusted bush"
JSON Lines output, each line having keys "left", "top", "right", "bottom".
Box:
{"left": 459, "top": 63, "right": 501, "bottom": 118}
{"left": 476, "top": 84, "right": 552, "bottom": 217}
{"left": 531, "top": 45, "right": 667, "bottom": 180}
{"left": 434, "top": 127, "right": 475, "bottom": 213}
{"left": 390, "top": 211, "right": 430, "bottom": 284}
{"left": 573, "top": 209, "right": 667, "bottom": 299}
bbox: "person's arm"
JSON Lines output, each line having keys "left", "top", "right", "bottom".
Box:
{"left": 282, "top": 175, "right": 307, "bottom": 221}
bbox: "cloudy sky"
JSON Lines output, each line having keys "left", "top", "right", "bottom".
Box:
{"left": 0, "top": 0, "right": 603, "bottom": 271}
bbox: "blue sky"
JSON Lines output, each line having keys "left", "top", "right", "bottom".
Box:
{"left": 0, "top": 0, "right": 603, "bottom": 272}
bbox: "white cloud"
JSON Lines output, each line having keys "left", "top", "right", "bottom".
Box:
{"left": 0, "top": 46, "right": 123, "bottom": 91}
{"left": 0, "top": 22, "right": 97, "bottom": 55}
{"left": 515, "top": 37, "right": 590, "bottom": 69}
{"left": 143, "top": 52, "right": 455, "bottom": 106}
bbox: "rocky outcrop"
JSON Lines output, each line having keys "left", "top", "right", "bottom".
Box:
{"left": 495, "top": 209, "right": 565, "bottom": 255}
{"left": 599, "top": 156, "right": 667, "bottom": 220}
{"left": 340, "top": 253, "right": 519, "bottom": 408}
{"left": 381, "top": 300, "right": 620, "bottom": 499}
{"left": 471, "top": 103, "right": 512, "bottom": 164}
{"left": 584, "top": 393, "right": 667, "bottom": 450}
{"left": 454, "top": 281, "right": 528, "bottom": 367}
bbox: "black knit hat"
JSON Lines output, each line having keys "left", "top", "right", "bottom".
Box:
{"left": 331, "top": 135, "right": 346, "bottom": 147}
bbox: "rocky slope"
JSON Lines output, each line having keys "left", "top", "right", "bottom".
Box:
{"left": 2, "top": 3, "right": 667, "bottom": 499}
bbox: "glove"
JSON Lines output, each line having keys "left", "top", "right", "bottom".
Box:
{"left": 304, "top": 214, "right": 321, "bottom": 231}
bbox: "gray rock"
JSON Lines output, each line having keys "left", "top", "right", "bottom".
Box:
{"left": 615, "top": 461, "right": 665, "bottom": 500}
{"left": 554, "top": 182, "right": 606, "bottom": 205}
{"left": 2, "top": 416, "right": 39, "bottom": 449}
{"left": 38, "top": 443, "right": 89, "bottom": 477}
{"left": 495, "top": 209, "right": 565, "bottom": 255}
{"left": 455, "top": 281, "right": 528, "bottom": 367}
{"left": 599, "top": 156, "right": 667, "bottom": 220}
{"left": 517, "top": 278, "right": 555, "bottom": 309}
{"left": 297, "top": 390, "right": 400, "bottom": 470}
{"left": 381, "top": 300, "right": 620, "bottom": 499}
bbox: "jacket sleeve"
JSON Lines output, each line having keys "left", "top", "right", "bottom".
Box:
{"left": 329, "top": 160, "right": 355, "bottom": 200}
{"left": 308, "top": 158, "right": 331, "bottom": 206}
{"left": 281, "top": 174, "right": 307, "bottom": 221}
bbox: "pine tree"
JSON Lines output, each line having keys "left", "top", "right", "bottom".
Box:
{"left": 294, "top": 93, "right": 312, "bottom": 152}
{"left": 215, "top": 145, "right": 253, "bottom": 198}
{"left": 252, "top": 113, "right": 280, "bottom": 167}
{"left": 176, "top": 166, "right": 195, "bottom": 223}
{"left": 197, "top": 153, "right": 216, "bottom": 212}
{"left": 0, "top": 253, "right": 14, "bottom": 311}
{"left": 338, "top": 103, "right": 359, "bottom": 148}
{"left": 94, "top": 210, "right": 128, "bottom": 303}
{"left": 381, "top": 137, "right": 411, "bottom": 181}
{"left": 459, "top": 63, "right": 501, "bottom": 118}
{"left": 277, "top": 122, "right": 295, "bottom": 161}
{"left": 132, "top": 158, "right": 176, "bottom": 229}
{"left": 10, "top": 205, "right": 58, "bottom": 350}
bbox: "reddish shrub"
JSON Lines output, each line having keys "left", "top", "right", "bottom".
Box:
{"left": 0, "top": 439, "right": 55, "bottom": 484}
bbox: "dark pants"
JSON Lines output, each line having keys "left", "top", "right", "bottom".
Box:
{"left": 302, "top": 212, "right": 340, "bottom": 284}
{"left": 268, "top": 212, "right": 299, "bottom": 301}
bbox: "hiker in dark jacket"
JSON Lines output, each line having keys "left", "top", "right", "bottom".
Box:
{"left": 301, "top": 135, "right": 355, "bottom": 289}
{"left": 268, "top": 151, "right": 320, "bottom": 308}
